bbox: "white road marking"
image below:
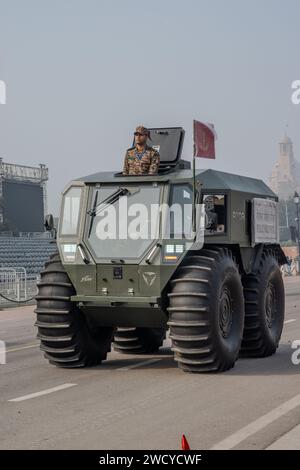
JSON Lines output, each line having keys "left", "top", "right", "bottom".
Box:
{"left": 210, "top": 393, "right": 300, "bottom": 450}
{"left": 117, "top": 358, "right": 161, "bottom": 370}
{"left": 266, "top": 424, "right": 300, "bottom": 450}
{"left": 8, "top": 383, "right": 77, "bottom": 402}
{"left": 284, "top": 319, "right": 297, "bottom": 325}
{"left": 7, "top": 343, "right": 39, "bottom": 353}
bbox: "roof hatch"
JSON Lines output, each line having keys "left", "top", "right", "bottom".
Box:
{"left": 147, "top": 127, "right": 185, "bottom": 170}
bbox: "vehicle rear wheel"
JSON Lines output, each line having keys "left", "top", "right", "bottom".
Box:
{"left": 167, "top": 248, "right": 244, "bottom": 373}
{"left": 241, "top": 251, "right": 285, "bottom": 357}
{"left": 113, "top": 327, "right": 166, "bottom": 354}
{"left": 35, "top": 252, "right": 114, "bottom": 368}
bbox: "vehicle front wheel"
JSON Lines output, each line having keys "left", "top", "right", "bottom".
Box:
{"left": 167, "top": 248, "right": 245, "bottom": 373}
{"left": 35, "top": 252, "right": 114, "bottom": 368}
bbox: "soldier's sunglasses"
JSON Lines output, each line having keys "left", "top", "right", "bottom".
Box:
{"left": 134, "top": 132, "right": 146, "bottom": 137}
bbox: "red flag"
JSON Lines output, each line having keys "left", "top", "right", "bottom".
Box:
{"left": 193, "top": 120, "right": 216, "bottom": 159}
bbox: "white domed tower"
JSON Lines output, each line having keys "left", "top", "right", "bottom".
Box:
{"left": 269, "top": 132, "right": 300, "bottom": 200}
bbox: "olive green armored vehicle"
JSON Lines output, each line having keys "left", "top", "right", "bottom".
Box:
{"left": 36, "top": 127, "right": 286, "bottom": 373}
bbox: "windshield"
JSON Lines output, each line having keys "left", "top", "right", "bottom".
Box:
{"left": 86, "top": 184, "right": 161, "bottom": 259}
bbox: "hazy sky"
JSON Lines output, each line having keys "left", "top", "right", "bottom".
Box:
{"left": 0, "top": 0, "right": 299, "bottom": 214}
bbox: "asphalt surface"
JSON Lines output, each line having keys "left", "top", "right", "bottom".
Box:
{"left": 0, "top": 277, "right": 299, "bottom": 450}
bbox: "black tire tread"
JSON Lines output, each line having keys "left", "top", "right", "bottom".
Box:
{"left": 113, "top": 327, "right": 166, "bottom": 354}
{"left": 35, "top": 252, "right": 113, "bottom": 367}
{"left": 168, "top": 247, "right": 244, "bottom": 373}
{"left": 241, "top": 250, "right": 285, "bottom": 357}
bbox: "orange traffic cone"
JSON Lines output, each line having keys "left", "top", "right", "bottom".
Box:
{"left": 181, "top": 434, "right": 190, "bottom": 450}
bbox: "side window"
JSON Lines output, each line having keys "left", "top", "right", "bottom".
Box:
{"left": 60, "top": 186, "right": 82, "bottom": 235}
{"left": 203, "top": 194, "right": 226, "bottom": 233}
{"left": 169, "top": 184, "right": 193, "bottom": 238}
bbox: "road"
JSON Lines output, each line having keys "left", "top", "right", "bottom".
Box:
{"left": 0, "top": 277, "right": 299, "bottom": 450}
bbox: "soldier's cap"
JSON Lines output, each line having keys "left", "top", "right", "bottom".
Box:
{"left": 135, "top": 125, "right": 151, "bottom": 140}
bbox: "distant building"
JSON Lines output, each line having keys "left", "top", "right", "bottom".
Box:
{"left": 0, "top": 158, "right": 48, "bottom": 233}
{"left": 269, "top": 133, "right": 300, "bottom": 200}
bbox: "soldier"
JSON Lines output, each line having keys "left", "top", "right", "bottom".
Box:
{"left": 123, "top": 125, "right": 160, "bottom": 175}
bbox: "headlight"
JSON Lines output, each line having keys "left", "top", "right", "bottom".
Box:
{"left": 62, "top": 244, "right": 77, "bottom": 262}
{"left": 163, "top": 243, "right": 185, "bottom": 262}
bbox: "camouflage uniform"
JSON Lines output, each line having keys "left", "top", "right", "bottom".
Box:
{"left": 122, "top": 125, "right": 160, "bottom": 175}
{"left": 122, "top": 145, "right": 160, "bottom": 175}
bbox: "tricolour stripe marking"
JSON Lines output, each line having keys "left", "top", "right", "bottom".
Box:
{"left": 210, "top": 393, "right": 300, "bottom": 450}
{"left": 117, "top": 358, "right": 161, "bottom": 370}
{"left": 8, "top": 383, "right": 77, "bottom": 402}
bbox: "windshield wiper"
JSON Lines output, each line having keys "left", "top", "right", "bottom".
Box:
{"left": 87, "top": 189, "right": 99, "bottom": 237}
{"left": 87, "top": 187, "right": 129, "bottom": 237}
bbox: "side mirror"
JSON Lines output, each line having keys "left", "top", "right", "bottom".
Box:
{"left": 44, "top": 214, "right": 54, "bottom": 231}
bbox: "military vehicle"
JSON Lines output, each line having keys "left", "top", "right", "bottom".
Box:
{"left": 35, "top": 127, "right": 286, "bottom": 373}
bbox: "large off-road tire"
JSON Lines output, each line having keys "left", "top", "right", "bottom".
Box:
{"left": 113, "top": 327, "right": 166, "bottom": 354}
{"left": 35, "top": 252, "right": 114, "bottom": 368}
{"left": 167, "top": 248, "right": 244, "bottom": 373}
{"left": 241, "top": 251, "right": 285, "bottom": 357}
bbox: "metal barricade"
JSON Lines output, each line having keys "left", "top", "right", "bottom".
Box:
{"left": 0, "top": 267, "right": 37, "bottom": 304}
